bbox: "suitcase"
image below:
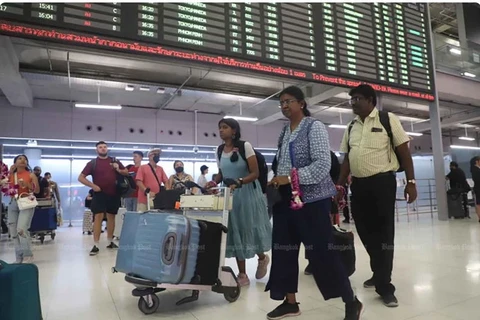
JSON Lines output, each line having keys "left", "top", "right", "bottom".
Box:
{"left": 332, "top": 225, "right": 356, "bottom": 277}
{"left": 114, "top": 207, "right": 127, "bottom": 240}
{"left": 30, "top": 207, "right": 57, "bottom": 233}
{"left": 115, "top": 211, "right": 202, "bottom": 284}
{"left": 447, "top": 190, "right": 465, "bottom": 218}
{"left": 0, "top": 260, "right": 43, "bottom": 320}
{"left": 82, "top": 209, "right": 93, "bottom": 234}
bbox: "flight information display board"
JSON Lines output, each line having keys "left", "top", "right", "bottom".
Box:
{"left": 0, "top": 2, "right": 435, "bottom": 101}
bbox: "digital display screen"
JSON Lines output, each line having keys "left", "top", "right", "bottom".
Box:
{"left": 0, "top": 2, "right": 435, "bottom": 101}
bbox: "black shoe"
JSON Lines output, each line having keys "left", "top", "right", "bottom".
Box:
{"left": 107, "top": 242, "right": 118, "bottom": 249}
{"left": 381, "top": 294, "right": 398, "bottom": 307}
{"left": 304, "top": 264, "right": 312, "bottom": 275}
{"left": 89, "top": 245, "right": 99, "bottom": 256}
{"left": 344, "top": 296, "right": 364, "bottom": 320}
{"left": 363, "top": 278, "right": 375, "bottom": 288}
{"left": 266, "top": 300, "right": 301, "bottom": 320}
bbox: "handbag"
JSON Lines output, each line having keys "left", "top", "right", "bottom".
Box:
{"left": 14, "top": 172, "right": 38, "bottom": 210}
{"left": 331, "top": 225, "right": 356, "bottom": 277}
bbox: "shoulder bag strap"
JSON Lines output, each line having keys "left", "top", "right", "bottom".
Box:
{"left": 148, "top": 164, "right": 162, "bottom": 189}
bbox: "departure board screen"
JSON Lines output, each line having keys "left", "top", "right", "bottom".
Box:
{"left": 0, "top": 2, "right": 435, "bottom": 101}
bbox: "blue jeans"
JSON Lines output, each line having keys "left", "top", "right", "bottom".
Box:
{"left": 124, "top": 198, "right": 137, "bottom": 212}
{"left": 8, "top": 198, "right": 35, "bottom": 260}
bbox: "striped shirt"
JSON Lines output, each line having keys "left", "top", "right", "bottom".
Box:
{"left": 340, "top": 108, "right": 410, "bottom": 178}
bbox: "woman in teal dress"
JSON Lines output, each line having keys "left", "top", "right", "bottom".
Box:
{"left": 215, "top": 118, "right": 272, "bottom": 287}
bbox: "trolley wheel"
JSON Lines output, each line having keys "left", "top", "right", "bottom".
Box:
{"left": 223, "top": 285, "right": 241, "bottom": 303}
{"left": 39, "top": 235, "right": 45, "bottom": 244}
{"left": 138, "top": 294, "right": 160, "bottom": 315}
{"left": 51, "top": 233, "right": 56, "bottom": 240}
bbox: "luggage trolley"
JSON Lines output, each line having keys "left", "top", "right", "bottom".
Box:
{"left": 114, "top": 187, "right": 240, "bottom": 315}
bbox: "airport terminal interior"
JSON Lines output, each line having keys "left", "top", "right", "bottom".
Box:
{"left": 1, "top": 2, "right": 480, "bottom": 320}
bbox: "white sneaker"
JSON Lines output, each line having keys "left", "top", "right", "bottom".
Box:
{"left": 22, "top": 256, "right": 34, "bottom": 264}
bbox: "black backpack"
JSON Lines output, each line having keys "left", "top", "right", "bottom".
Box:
{"left": 330, "top": 151, "right": 340, "bottom": 183}
{"left": 347, "top": 110, "right": 404, "bottom": 172}
{"left": 90, "top": 158, "right": 136, "bottom": 197}
{"left": 217, "top": 141, "right": 268, "bottom": 194}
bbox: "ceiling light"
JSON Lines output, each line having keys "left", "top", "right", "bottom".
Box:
{"left": 405, "top": 132, "right": 423, "bottom": 137}
{"left": 139, "top": 87, "right": 150, "bottom": 92}
{"left": 75, "top": 103, "right": 122, "bottom": 110}
{"left": 451, "top": 145, "right": 480, "bottom": 150}
{"left": 449, "top": 47, "right": 461, "bottom": 55}
{"left": 223, "top": 115, "right": 258, "bottom": 122}
{"left": 462, "top": 72, "right": 476, "bottom": 78}
{"left": 329, "top": 124, "right": 348, "bottom": 129}
{"left": 125, "top": 85, "right": 134, "bottom": 91}
{"left": 157, "top": 88, "right": 165, "bottom": 94}
{"left": 459, "top": 136, "right": 475, "bottom": 141}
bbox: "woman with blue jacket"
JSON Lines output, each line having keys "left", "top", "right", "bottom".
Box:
{"left": 265, "top": 86, "right": 363, "bottom": 320}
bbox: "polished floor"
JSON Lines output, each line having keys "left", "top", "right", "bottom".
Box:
{"left": 1, "top": 213, "right": 480, "bottom": 320}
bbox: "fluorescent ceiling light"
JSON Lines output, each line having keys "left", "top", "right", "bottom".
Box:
{"left": 139, "top": 87, "right": 150, "bottom": 92}
{"left": 75, "top": 103, "right": 122, "bottom": 110}
{"left": 157, "top": 88, "right": 165, "bottom": 94}
{"left": 459, "top": 136, "right": 475, "bottom": 141}
{"left": 449, "top": 47, "right": 461, "bottom": 55}
{"left": 125, "top": 85, "right": 134, "bottom": 91}
{"left": 329, "top": 124, "right": 348, "bottom": 129}
{"left": 405, "top": 132, "right": 423, "bottom": 136}
{"left": 451, "top": 145, "right": 480, "bottom": 150}
{"left": 462, "top": 72, "right": 476, "bottom": 78}
{"left": 223, "top": 115, "right": 258, "bottom": 122}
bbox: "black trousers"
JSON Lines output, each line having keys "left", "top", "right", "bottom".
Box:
{"left": 265, "top": 195, "right": 354, "bottom": 303}
{"left": 351, "top": 172, "right": 396, "bottom": 296}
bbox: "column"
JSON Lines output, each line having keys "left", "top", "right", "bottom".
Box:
{"left": 426, "top": 7, "right": 447, "bottom": 221}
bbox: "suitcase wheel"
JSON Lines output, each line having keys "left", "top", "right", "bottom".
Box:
{"left": 223, "top": 285, "right": 241, "bottom": 303}
{"left": 51, "top": 233, "right": 56, "bottom": 240}
{"left": 39, "top": 235, "right": 45, "bottom": 244}
{"left": 138, "top": 294, "right": 160, "bottom": 315}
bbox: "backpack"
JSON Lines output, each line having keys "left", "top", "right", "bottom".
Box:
{"left": 90, "top": 158, "right": 136, "bottom": 197}
{"left": 217, "top": 141, "right": 268, "bottom": 194}
{"left": 347, "top": 110, "right": 404, "bottom": 172}
{"left": 330, "top": 151, "right": 340, "bottom": 182}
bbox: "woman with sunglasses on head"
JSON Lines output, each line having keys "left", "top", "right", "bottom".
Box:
{"left": 265, "top": 86, "right": 363, "bottom": 320}
{"left": 215, "top": 118, "right": 272, "bottom": 286}
{"left": 6, "top": 154, "right": 39, "bottom": 264}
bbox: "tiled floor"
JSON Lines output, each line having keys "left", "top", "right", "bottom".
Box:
{"left": 1, "top": 213, "right": 480, "bottom": 320}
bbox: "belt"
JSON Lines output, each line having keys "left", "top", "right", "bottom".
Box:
{"left": 352, "top": 171, "right": 395, "bottom": 180}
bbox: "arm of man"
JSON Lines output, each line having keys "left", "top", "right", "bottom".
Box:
{"left": 135, "top": 166, "right": 148, "bottom": 194}
{"left": 115, "top": 160, "right": 128, "bottom": 176}
{"left": 337, "top": 127, "right": 352, "bottom": 186}
{"left": 390, "top": 113, "right": 417, "bottom": 203}
{"left": 31, "top": 174, "right": 40, "bottom": 194}
{"left": 161, "top": 169, "right": 170, "bottom": 190}
{"left": 78, "top": 161, "right": 100, "bottom": 191}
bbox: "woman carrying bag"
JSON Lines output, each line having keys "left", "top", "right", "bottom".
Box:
{"left": 5, "top": 154, "right": 40, "bottom": 264}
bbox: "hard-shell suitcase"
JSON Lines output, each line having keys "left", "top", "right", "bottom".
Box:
{"left": 114, "top": 207, "right": 127, "bottom": 240}
{"left": 82, "top": 209, "right": 93, "bottom": 234}
{"left": 0, "top": 260, "right": 43, "bottom": 320}
{"left": 447, "top": 190, "right": 465, "bottom": 218}
{"left": 115, "top": 211, "right": 202, "bottom": 284}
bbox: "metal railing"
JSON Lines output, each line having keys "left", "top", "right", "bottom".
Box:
{"left": 435, "top": 44, "right": 480, "bottom": 79}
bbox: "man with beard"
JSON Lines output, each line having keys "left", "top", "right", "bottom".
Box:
{"left": 33, "top": 166, "right": 51, "bottom": 199}
{"left": 78, "top": 141, "right": 128, "bottom": 256}
{"left": 135, "top": 148, "right": 170, "bottom": 212}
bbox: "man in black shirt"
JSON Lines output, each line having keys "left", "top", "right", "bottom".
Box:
{"left": 33, "top": 166, "right": 51, "bottom": 199}
{"left": 446, "top": 161, "right": 470, "bottom": 217}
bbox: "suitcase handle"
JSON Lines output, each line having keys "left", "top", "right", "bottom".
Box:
{"left": 175, "top": 217, "right": 191, "bottom": 284}
{"left": 161, "top": 233, "right": 176, "bottom": 265}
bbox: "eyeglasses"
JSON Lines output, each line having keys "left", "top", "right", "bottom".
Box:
{"left": 348, "top": 97, "right": 362, "bottom": 105}
{"left": 278, "top": 99, "right": 298, "bottom": 107}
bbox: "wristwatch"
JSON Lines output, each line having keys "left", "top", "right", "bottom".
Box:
{"left": 407, "top": 179, "right": 416, "bottom": 185}
{"left": 144, "top": 187, "right": 151, "bottom": 195}
{"left": 238, "top": 178, "right": 244, "bottom": 187}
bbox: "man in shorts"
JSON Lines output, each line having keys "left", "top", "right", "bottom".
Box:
{"left": 78, "top": 141, "right": 128, "bottom": 256}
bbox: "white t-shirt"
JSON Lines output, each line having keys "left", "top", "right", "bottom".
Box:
{"left": 216, "top": 142, "right": 255, "bottom": 168}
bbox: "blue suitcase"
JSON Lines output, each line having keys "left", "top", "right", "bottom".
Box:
{"left": 29, "top": 207, "right": 57, "bottom": 232}
{"left": 0, "top": 260, "right": 43, "bottom": 320}
{"left": 115, "top": 211, "right": 201, "bottom": 284}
